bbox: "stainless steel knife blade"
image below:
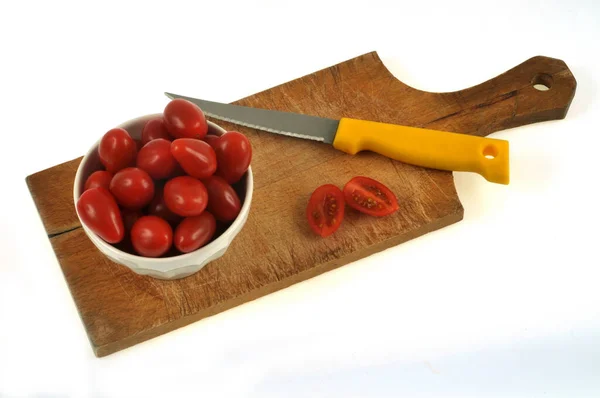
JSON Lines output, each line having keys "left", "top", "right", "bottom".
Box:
{"left": 164, "top": 92, "right": 339, "bottom": 144}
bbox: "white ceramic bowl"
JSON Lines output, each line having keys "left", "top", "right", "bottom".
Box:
{"left": 73, "top": 114, "right": 253, "bottom": 280}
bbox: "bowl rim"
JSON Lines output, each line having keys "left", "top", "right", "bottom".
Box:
{"left": 73, "top": 113, "right": 253, "bottom": 264}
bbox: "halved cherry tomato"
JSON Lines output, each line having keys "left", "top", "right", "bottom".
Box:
{"left": 98, "top": 128, "right": 137, "bottom": 173}
{"left": 130, "top": 215, "right": 173, "bottom": 257}
{"left": 141, "top": 117, "right": 171, "bottom": 145}
{"left": 163, "top": 176, "right": 208, "bottom": 217}
{"left": 213, "top": 131, "right": 252, "bottom": 184}
{"left": 306, "top": 184, "right": 345, "bottom": 237}
{"left": 343, "top": 176, "right": 399, "bottom": 217}
{"left": 163, "top": 99, "right": 208, "bottom": 140}
{"left": 203, "top": 176, "right": 241, "bottom": 222}
{"left": 170, "top": 138, "right": 217, "bottom": 179}
{"left": 76, "top": 187, "right": 124, "bottom": 243}
{"left": 174, "top": 212, "right": 216, "bottom": 253}
{"left": 109, "top": 167, "right": 155, "bottom": 209}
{"left": 136, "top": 138, "right": 177, "bottom": 180}
{"left": 84, "top": 170, "right": 113, "bottom": 192}
{"left": 147, "top": 185, "right": 182, "bottom": 225}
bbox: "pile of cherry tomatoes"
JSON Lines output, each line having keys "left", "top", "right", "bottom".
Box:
{"left": 76, "top": 99, "right": 252, "bottom": 258}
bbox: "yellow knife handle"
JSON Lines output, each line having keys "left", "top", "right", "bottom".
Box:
{"left": 333, "top": 118, "right": 510, "bottom": 184}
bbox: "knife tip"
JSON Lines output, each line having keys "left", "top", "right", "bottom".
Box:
{"left": 164, "top": 92, "right": 175, "bottom": 99}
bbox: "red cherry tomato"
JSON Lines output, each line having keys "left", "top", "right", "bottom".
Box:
{"left": 130, "top": 215, "right": 173, "bottom": 257}
{"left": 84, "top": 170, "right": 113, "bottom": 192}
{"left": 147, "top": 186, "right": 182, "bottom": 225}
{"left": 141, "top": 117, "right": 171, "bottom": 145}
{"left": 203, "top": 134, "right": 220, "bottom": 148}
{"left": 163, "top": 176, "right": 208, "bottom": 217}
{"left": 121, "top": 208, "right": 142, "bottom": 233}
{"left": 136, "top": 139, "right": 177, "bottom": 180}
{"left": 98, "top": 128, "right": 137, "bottom": 173}
{"left": 203, "top": 176, "right": 241, "bottom": 222}
{"left": 342, "top": 176, "right": 399, "bottom": 217}
{"left": 163, "top": 99, "right": 208, "bottom": 140}
{"left": 213, "top": 131, "right": 252, "bottom": 184}
{"left": 170, "top": 138, "right": 217, "bottom": 179}
{"left": 76, "top": 187, "right": 124, "bottom": 243}
{"left": 109, "top": 167, "right": 155, "bottom": 209}
{"left": 306, "top": 184, "right": 345, "bottom": 237}
{"left": 174, "top": 212, "right": 216, "bottom": 253}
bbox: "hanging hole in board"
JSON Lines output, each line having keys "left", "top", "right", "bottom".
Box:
{"left": 532, "top": 73, "right": 553, "bottom": 91}
{"left": 483, "top": 145, "right": 498, "bottom": 160}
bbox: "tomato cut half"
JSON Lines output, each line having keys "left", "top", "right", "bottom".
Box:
{"left": 306, "top": 184, "right": 345, "bottom": 237}
{"left": 343, "top": 176, "right": 399, "bottom": 217}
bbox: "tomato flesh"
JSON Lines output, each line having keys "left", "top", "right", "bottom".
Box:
{"left": 343, "top": 176, "right": 398, "bottom": 217}
{"left": 306, "top": 184, "right": 345, "bottom": 237}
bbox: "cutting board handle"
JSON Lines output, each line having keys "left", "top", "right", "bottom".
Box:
{"left": 458, "top": 55, "right": 578, "bottom": 136}
{"left": 370, "top": 53, "right": 578, "bottom": 137}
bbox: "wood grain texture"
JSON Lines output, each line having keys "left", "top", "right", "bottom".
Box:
{"left": 26, "top": 52, "right": 576, "bottom": 357}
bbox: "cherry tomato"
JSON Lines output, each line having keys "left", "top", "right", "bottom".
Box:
{"left": 130, "top": 215, "right": 173, "bottom": 257}
{"left": 343, "top": 176, "right": 399, "bottom": 217}
{"left": 76, "top": 187, "right": 124, "bottom": 243}
{"left": 170, "top": 138, "right": 217, "bottom": 179}
{"left": 213, "top": 131, "right": 252, "bottom": 184}
{"left": 174, "top": 212, "right": 216, "bottom": 253}
{"left": 109, "top": 167, "right": 155, "bottom": 209}
{"left": 141, "top": 117, "right": 171, "bottom": 145}
{"left": 306, "top": 184, "right": 345, "bottom": 237}
{"left": 147, "top": 186, "right": 182, "bottom": 225}
{"left": 84, "top": 170, "right": 113, "bottom": 192}
{"left": 203, "top": 134, "right": 220, "bottom": 148}
{"left": 163, "top": 99, "right": 208, "bottom": 140}
{"left": 98, "top": 128, "right": 137, "bottom": 173}
{"left": 136, "top": 139, "right": 177, "bottom": 180}
{"left": 203, "top": 176, "right": 241, "bottom": 222}
{"left": 121, "top": 208, "right": 142, "bottom": 232}
{"left": 163, "top": 176, "right": 208, "bottom": 217}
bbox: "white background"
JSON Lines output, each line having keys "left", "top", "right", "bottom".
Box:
{"left": 1, "top": 1, "right": 599, "bottom": 397}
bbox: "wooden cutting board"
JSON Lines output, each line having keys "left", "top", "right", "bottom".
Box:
{"left": 26, "top": 52, "right": 576, "bottom": 357}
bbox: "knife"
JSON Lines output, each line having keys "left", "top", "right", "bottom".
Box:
{"left": 164, "top": 92, "right": 510, "bottom": 184}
